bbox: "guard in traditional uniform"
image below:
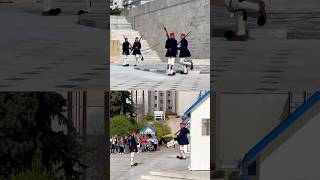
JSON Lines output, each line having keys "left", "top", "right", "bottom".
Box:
{"left": 122, "top": 37, "right": 131, "bottom": 66}
{"left": 132, "top": 37, "right": 142, "bottom": 66}
{"left": 175, "top": 122, "right": 190, "bottom": 160}
{"left": 224, "top": 0, "right": 266, "bottom": 41}
{"left": 165, "top": 32, "right": 178, "bottom": 76}
{"left": 129, "top": 130, "right": 138, "bottom": 166}
{"left": 178, "top": 33, "right": 193, "bottom": 74}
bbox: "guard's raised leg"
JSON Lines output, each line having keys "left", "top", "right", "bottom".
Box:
{"left": 180, "top": 58, "right": 188, "bottom": 74}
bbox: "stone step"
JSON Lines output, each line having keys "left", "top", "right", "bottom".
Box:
{"left": 146, "top": 171, "right": 196, "bottom": 180}
{"left": 111, "top": 24, "right": 133, "bottom": 30}
{"left": 141, "top": 175, "right": 186, "bottom": 180}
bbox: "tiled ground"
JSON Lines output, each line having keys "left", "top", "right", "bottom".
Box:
{"left": 111, "top": 146, "right": 210, "bottom": 180}
{"left": 110, "top": 65, "right": 209, "bottom": 90}
{"left": 134, "top": 62, "right": 210, "bottom": 74}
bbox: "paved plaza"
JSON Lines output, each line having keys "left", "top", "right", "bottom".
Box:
{"left": 0, "top": 2, "right": 107, "bottom": 90}
{"left": 111, "top": 146, "right": 210, "bottom": 180}
{"left": 212, "top": 6, "right": 320, "bottom": 92}
{"left": 110, "top": 65, "right": 209, "bottom": 90}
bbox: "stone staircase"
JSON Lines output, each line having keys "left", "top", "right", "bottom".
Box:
{"left": 78, "top": 0, "right": 108, "bottom": 29}
{"left": 111, "top": 15, "right": 162, "bottom": 65}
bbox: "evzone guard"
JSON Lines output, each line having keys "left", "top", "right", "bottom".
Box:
{"left": 166, "top": 122, "right": 190, "bottom": 160}
{"left": 178, "top": 33, "right": 193, "bottom": 74}
{"left": 165, "top": 32, "right": 178, "bottom": 76}
{"left": 122, "top": 37, "right": 131, "bottom": 66}
{"left": 222, "top": 0, "right": 267, "bottom": 41}
{"left": 122, "top": 36, "right": 143, "bottom": 66}
{"left": 132, "top": 37, "right": 143, "bottom": 66}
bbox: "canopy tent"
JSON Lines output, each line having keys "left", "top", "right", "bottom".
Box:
{"left": 140, "top": 124, "right": 156, "bottom": 135}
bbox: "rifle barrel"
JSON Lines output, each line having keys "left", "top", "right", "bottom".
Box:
{"left": 177, "top": 31, "right": 191, "bottom": 46}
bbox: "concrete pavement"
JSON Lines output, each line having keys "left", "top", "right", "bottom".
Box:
{"left": 111, "top": 147, "right": 210, "bottom": 180}
{"left": 110, "top": 65, "right": 209, "bottom": 90}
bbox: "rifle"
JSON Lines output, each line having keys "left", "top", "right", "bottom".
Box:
{"left": 140, "top": 43, "right": 160, "bottom": 52}
{"left": 163, "top": 24, "right": 169, "bottom": 39}
{"left": 130, "top": 35, "right": 144, "bottom": 53}
{"left": 131, "top": 35, "right": 144, "bottom": 61}
{"left": 177, "top": 30, "right": 191, "bottom": 46}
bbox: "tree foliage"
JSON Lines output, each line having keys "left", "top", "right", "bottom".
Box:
{"left": 110, "top": 91, "right": 136, "bottom": 119}
{"left": 152, "top": 122, "right": 171, "bottom": 140}
{"left": 143, "top": 113, "right": 154, "bottom": 122}
{"left": 110, "top": 115, "right": 133, "bottom": 137}
{"left": 0, "top": 92, "right": 85, "bottom": 179}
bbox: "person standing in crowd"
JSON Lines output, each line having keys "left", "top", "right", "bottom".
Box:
{"left": 114, "top": 135, "right": 119, "bottom": 153}
{"left": 119, "top": 137, "right": 124, "bottom": 154}
{"left": 141, "top": 135, "right": 147, "bottom": 152}
{"left": 152, "top": 136, "right": 158, "bottom": 151}
{"left": 111, "top": 136, "right": 117, "bottom": 153}
{"left": 124, "top": 136, "right": 129, "bottom": 154}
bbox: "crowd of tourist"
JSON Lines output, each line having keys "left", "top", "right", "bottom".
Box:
{"left": 110, "top": 134, "right": 159, "bottom": 154}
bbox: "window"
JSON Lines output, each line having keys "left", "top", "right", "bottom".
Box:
{"left": 168, "top": 106, "right": 171, "bottom": 110}
{"left": 154, "top": 96, "right": 157, "bottom": 100}
{"left": 160, "top": 93, "right": 163, "bottom": 97}
{"left": 202, "top": 119, "right": 210, "bottom": 136}
{"left": 159, "top": 107, "right": 163, "bottom": 111}
{"left": 167, "top": 100, "right": 170, "bottom": 103}
{"left": 160, "top": 100, "right": 163, "bottom": 103}
{"left": 154, "top": 104, "right": 157, "bottom": 108}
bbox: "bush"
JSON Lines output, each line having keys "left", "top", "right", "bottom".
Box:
{"left": 143, "top": 113, "right": 154, "bottom": 121}
{"left": 111, "top": 8, "right": 121, "bottom": 16}
{"left": 152, "top": 122, "right": 171, "bottom": 140}
{"left": 110, "top": 115, "right": 134, "bottom": 137}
